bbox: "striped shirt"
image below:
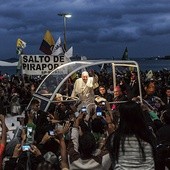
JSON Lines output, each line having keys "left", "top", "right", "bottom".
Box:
{"left": 114, "top": 136, "right": 155, "bottom": 170}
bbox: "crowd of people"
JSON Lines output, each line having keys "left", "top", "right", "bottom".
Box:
{"left": 0, "top": 67, "right": 170, "bottom": 170}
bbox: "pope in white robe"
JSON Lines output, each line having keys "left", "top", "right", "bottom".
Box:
{"left": 71, "top": 71, "right": 98, "bottom": 111}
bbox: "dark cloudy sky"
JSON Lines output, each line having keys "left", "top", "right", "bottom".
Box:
{"left": 1, "top": 0, "right": 170, "bottom": 60}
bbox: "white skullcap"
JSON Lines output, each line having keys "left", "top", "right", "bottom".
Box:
{"left": 81, "top": 71, "right": 89, "bottom": 77}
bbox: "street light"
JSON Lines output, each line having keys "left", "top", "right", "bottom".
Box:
{"left": 58, "top": 13, "right": 72, "bottom": 51}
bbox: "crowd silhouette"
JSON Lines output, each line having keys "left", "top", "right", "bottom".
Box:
{"left": 0, "top": 67, "right": 170, "bottom": 169}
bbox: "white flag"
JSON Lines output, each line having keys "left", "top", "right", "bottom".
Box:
{"left": 64, "top": 47, "right": 73, "bottom": 63}
{"left": 52, "top": 47, "right": 63, "bottom": 56}
{"left": 52, "top": 37, "right": 63, "bottom": 55}
{"left": 64, "top": 46, "right": 73, "bottom": 59}
{"left": 146, "top": 70, "right": 153, "bottom": 80}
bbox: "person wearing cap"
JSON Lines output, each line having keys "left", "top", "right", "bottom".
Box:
{"left": 95, "top": 96, "right": 113, "bottom": 121}
{"left": 71, "top": 71, "right": 99, "bottom": 110}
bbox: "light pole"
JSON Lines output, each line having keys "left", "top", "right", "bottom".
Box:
{"left": 58, "top": 13, "right": 72, "bottom": 51}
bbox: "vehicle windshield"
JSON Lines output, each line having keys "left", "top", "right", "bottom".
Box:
{"left": 29, "top": 60, "right": 142, "bottom": 111}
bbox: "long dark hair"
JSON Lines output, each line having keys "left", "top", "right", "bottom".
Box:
{"left": 107, "top": 101, "right": 157, "bottom": 164}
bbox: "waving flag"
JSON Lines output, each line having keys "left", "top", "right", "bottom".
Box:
{"left": 16, "top": 47, "right": 22, "bottom": 55}
{"left": 121, "top": 47, "right": 128, "bottom": 60}
{"left": 39, "top": 30, "right": 55, "bottom": 55}
{"left": 16, "top": 38, "right": 26, "bottom": 55}
{"left": 146, "top": 70, "right": 153, "bottom": 80}
{"left": 64, "top": 46, "right": 73, "bottom": 63}
{"left": 52, "top": 37, "right": 62, "bottom": 53}
{"left": 17, "top": 38, "right": 26, "bottom": 48}
{"left": 52, "top": 37, "right": 64, "bottom": 56}
{"left": 64, "top": 46, "right": 73, "bottom": 59}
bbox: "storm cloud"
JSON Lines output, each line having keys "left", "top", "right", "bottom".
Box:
{"left": 0, "top": 0, "right": 170, "bottom": 60}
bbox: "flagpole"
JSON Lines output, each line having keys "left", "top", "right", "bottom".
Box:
{"left": 63, "top": 16, "right": 67, "bottom": 51}
{"left": 58, "top": 13, "right": 72, "bottom": 51}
